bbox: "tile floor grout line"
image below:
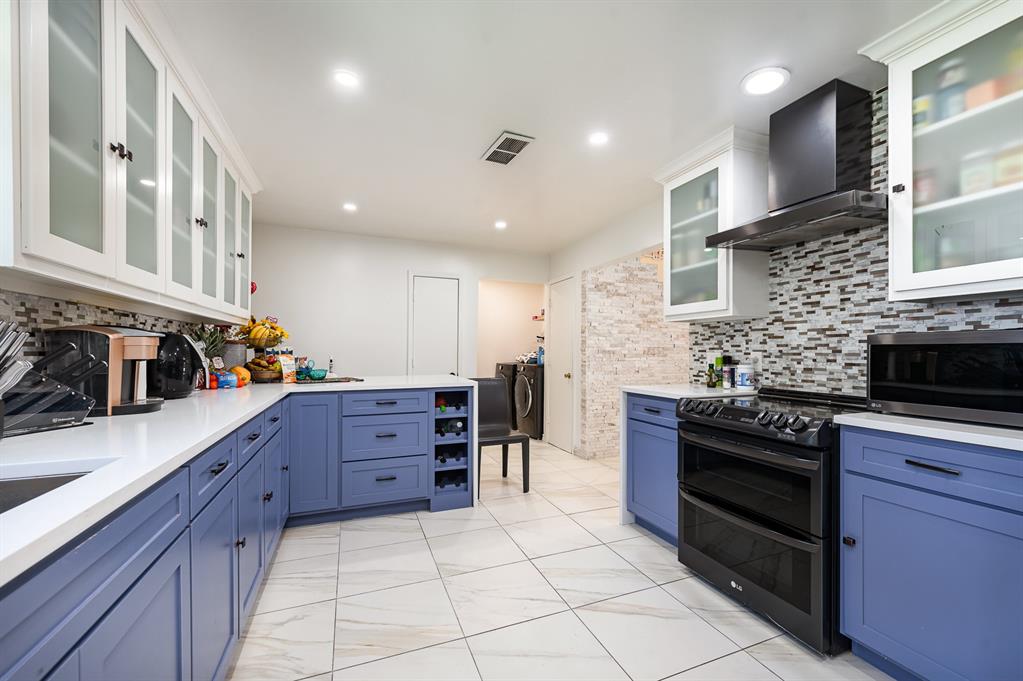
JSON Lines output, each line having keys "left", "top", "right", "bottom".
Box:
{"left": 330, "top": 516, "right": 342, "bottom": 676}
{"left": 566, "top": 607, "right": 636, "bottom": 681}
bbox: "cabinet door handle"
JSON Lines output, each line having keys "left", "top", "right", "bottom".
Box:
{"left": 109, "top": 142, "right": 128, "bottom": 159}
{"left": 124, "top": 148, "right": 133, "bottom": 162}
{"left": 643, "top": 407, "right": 661, "bottom": 414}
{"left": 891, "top": 183, "right": 905, "bottom": 193}
{"left": 247, "top": 432, "right": 261, "bottom": 442}
{"left": 375, "top": 432, "right": 397, "bottom": 438}
{"left": 236, "top": 252, "right": 246, "bottom": 259}
{"left": 281, "top": 464, "right": 289, "bottom": 471}
{"left": 842, "top": 536, "right": 856, "bottom": 547}
{"left": 235, "top": 537, "right": 247, "bottom": 548}
{"left": 270, "top": 416, "right": 280, "bottom": 423}
{"left": 375, "top": 400, "right": 398, "bottom": 406}
{"left": 375, "top": 475, "right": 397, "bottom": 482}
{"left": 904, "top": 458, "right": 960, "bottom": 476}
{"left": 263, "top": 491, "right": 274, "bottom": 502}
{"left": 209, "top": 460, "right": 229, "bottom": 476}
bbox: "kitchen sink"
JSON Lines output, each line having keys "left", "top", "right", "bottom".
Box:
{"left": 0, "top": 473, "right": 87, "bottom": 514}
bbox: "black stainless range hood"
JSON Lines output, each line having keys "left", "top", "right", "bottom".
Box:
{"left": 708, "top": 79, "right": 887, "bottom": 251}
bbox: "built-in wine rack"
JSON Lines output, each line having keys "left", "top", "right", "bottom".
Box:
{"left": 430, "top": 389, "right": 472, "bottom": 510}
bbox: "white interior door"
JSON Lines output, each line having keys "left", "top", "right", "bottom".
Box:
{"left": 546, "top": 277, "right": 574, "bottom": 452}
{"left": 410, "top": 274, "right": 460, "bottom": 375}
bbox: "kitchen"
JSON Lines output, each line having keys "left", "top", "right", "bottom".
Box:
{"left": 1, "top": 1, "right": 1022, "bottom": 681}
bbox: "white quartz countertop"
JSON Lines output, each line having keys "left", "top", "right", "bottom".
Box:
{"left": 834, "top": 412, "right": 1023, "bottom": 452}
{"left": 620, "top": 384, "right": 754, "bottom": 400}
{"left": 0, "top": 375, "right": 475, "bottom": 588}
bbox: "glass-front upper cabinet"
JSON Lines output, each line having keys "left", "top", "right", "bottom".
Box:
{"left": 114, "top": 7, "right": 164, "bottom": 291}
{"left": 198, "top": 126, "right": 221, "bottom": 303}
{"left": 658, "top": 128, "right": 770, "bottom": 322}
{"left": 877, "top": 2, "right": 1023, "bottom": 300}
{"left": 223, "top": 168, "right": 237, "bottom": 307}
{"left": 165, "top": 72, "right": 200, "bottom": 302}
{"left": 239, "top": 190, "right": 252, "bottom": 311}
{"left": 22, "top": 0, "right": 116, "bottom": 274}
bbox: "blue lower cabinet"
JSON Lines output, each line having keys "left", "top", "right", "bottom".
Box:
{"left": 280, "top": 398, "right": 291, "bottom": 525}
{"left": 841, "top": 471, "right": 1023, "bottom": 681}
{"left": 263, "top": 432, "right": 284, "bottom": 563}
{"left": 237, "top": 453, "right": 266, "bottom": 622}
{"left": 626, "top": 416, "right": 678, "bottom": 543}
{"left": 288, "top": 394, "right": 340, "bottom": 514}
{"left": 74, "top": 530, "right": 192, "bottom": 681}
{"left": 190, "top": 478, "right": 239, "bottom": 681}
{"left": 341, "top": 456, "right": 428, "bottom": 508}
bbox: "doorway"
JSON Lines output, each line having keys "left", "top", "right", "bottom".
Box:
{"left": 546, "top": 276, "right": 575, "bottom": 452}
{"left": 408, "top": 273, "right": 460, "bottom": 375}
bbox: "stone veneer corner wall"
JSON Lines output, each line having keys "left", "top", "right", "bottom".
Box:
{"left": 576, "top": 256, "right": 689, "bottom": 459}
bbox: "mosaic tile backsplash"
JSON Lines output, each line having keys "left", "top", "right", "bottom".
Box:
{"left": 688, "top": 88, "right": 1023, "bottom": 395}
{"left": 0, "top": 289, "right": 194, "bottom": 361}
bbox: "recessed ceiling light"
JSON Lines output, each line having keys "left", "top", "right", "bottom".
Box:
{"left": 139, "top": 178, "right": 156, "bottom": 187}
{"left": 741, "top": 67, "right": 790, "bottom": 95}
{"left": 494, "top": 220, "right": 508, "bottom": 230}
{"left": 333, "top": 69, "right": 360, "bottom": 88}
{"left": 588, "top": 131, "right": 609, "bottom": 146}
{"left": 342, "top": 202, "right": 358, "bottom": 212}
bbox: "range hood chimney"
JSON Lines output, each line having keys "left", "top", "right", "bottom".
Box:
{"left": 707, "top": 79, "right": 887, "bottom": 251}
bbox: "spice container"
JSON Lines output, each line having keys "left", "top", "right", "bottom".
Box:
{"left": 937, "top": 58, "right": 967, "bottom": 120}
{"left": 912, "top": 94, "right": 933, "bottom": 129}
{"left": 960, "top": 148, "right": 994, "bottom": 195}
{"left": 994, "top": 140, "right": 1023, "bottom": 187}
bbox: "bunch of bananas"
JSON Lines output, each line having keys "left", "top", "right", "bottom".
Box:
{"left": 237, "top": 316, "right": 289, "bottom": 348}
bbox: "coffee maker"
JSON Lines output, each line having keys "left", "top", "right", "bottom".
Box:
{"left": 43, "top": 326, "right": 165, "bottom": 416}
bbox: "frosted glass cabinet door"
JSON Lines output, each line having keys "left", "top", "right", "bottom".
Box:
{"left": 200, "top": 135, "right": 220, "bottom": 300}
{"left": 239, "top": 192, "right": 251, "bottom": 311}
{"left": 167, "top": 80, "right": 197, "bottom": 297}
{"left": 667, "top": 167, "right": 721, "bottom": 308}
{"left": 223, "top": 170, "right": 237, "bottom": 306}
{"left": 116, "top": 9, "right": 164, "bottom": 290}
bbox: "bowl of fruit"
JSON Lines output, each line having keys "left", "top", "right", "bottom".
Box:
{"left": 238, "top": 316, "right": 289, "bottom": 350}
{"left": 246, "top": 355, "right": 283, "bottom": 382}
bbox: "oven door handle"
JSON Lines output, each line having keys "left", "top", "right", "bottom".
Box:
{"left": 679, "top": 430, "right": 820, "bottom": 472}
{"left": 680, "top": 489, "right": 821, "bottom": 554}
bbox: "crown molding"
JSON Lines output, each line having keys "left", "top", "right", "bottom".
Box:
{"left": 654, "top": 126, "right": 767, "bottom": 185}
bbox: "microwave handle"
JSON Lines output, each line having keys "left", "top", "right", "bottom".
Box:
{"left": 678, "top": 430, "right": 820, "bottom": 472}
{"left": 680, "top": 489, "right": 821, "bottom": 554}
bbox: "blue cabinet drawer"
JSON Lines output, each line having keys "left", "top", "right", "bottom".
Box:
{"left": 341, "top": 413, "right": 429, "bottom": 462}
{"left": 238, "top": 415, "right": 265, "bottom": 466}
{"left": 188, "top": 433, "right": 238, "bottom": 519}
{"left": 341, "top": 456, "right": 428, "bottom": 508}
{"left": 841, "top": 472, "right": 1023, "bottom": 681}
{"left": 0, "top": 470, "right": 189, "bottom": 681}
{"left": 626, "top": 394, "right": 678, "bottom": 429}
{"left": 626, "top": 417, "right": 678, "bottom": 543}
{"left": 842, "top": 427, "right": 1023, "bottom": 513}
{"left": 263, "top": 401, "right": 284, "bottom": 438}
{"left": 341, "top": 390, "right": 428, "bottom": 416}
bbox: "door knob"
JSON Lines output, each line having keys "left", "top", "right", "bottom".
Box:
{"left": 563, "top": 372, "right": 572, "bottom": 379}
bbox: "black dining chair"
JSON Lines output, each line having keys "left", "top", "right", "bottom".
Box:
{"left": 472, "top": 377, "right": 529, "bottom": 496}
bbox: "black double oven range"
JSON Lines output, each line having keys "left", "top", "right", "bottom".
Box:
{"left": 675, "top": 388, "right": 864, "bottom": 655}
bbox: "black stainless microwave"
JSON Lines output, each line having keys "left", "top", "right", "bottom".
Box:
{"left": 867, "top": 329, "right": 1023, "bottom": 429}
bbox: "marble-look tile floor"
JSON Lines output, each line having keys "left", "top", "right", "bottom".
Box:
{"left": 227, "top": 440, "right": 893, "bottom": 681}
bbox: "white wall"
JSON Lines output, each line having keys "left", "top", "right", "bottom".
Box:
{"left": 545, "top": 197, "right": 663, "bottom": 453}
{"left": 476, "top": 279, "right": 545, "bottom": 376}
{"left": 251, "top": 223, "right": 549, "bottom": 376}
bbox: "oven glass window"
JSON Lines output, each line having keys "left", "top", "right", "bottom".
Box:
{"left": 682, "top": 496, "right": 813, "bottom": 614}
{"left": 870, "top": 342, "right": 1023, "bottom": 415}
{"left": 682, "top": 440, "right": 814, "bottom": 535}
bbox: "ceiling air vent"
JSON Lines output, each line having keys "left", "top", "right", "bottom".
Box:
{"left": 482, "top": 131, "right": 534, "bottom": 165}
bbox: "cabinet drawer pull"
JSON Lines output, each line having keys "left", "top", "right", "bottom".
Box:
{"left": 375, "top": 432, "right": 398, "bottom": 438}
{"left": 263, "top": 491, "right": 274, "bottom": 502}
{"left": 209, "top": 460, "right": 229, "bottom": 476}
{"left": 904, "top": 459, "right": 960, "bottom": 476}
{"left": 269, "top": 416, "right": 280, "bottom": 423}
{"left": 247, "top": 432, "right": 261, "bottom": 442}
{"left": 643, "top": 407, "right": 661, "bottom": 414}
{"left": 375, "top": 475, "right": 397, "bottom": 482}
{"left": 235, "top": 537, "right": 247, "bottom": 549}
{"left": 375, "top": 400, "right": 398, "bottom": 406}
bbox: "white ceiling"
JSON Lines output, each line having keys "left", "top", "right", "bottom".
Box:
{"left": 157, "top": 0, "right": 937, "bottom": 255}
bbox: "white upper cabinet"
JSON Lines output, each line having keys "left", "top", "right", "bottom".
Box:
{"left": 863, "top": 0, "right": 1023, "bottom": 301}
{"left": 656, "top": 127, "right": 770, "bottom": 321}
{"left": 11, "top": 0, "right": 259, "bottom": 322}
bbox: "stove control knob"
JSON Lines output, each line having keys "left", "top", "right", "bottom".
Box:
{"left": 787, "top": 415, "right": 808, "bottom": 432}
{"left": 677, "top": 398, "right": 692, "bottom": 416}
{"left": 693, "top": 401, "right": 708, "bottom": 414}
{"left": 772, "top": 413, "right": 790, "bottom": 429}
{"left": 756, "top": 410, "right": 772, "bottom": 426}
{"left": 705, "top": 403, "right": 721, "bottom": 417}
{"left": 684, "top": 400, "right": 699, "bottom": 413}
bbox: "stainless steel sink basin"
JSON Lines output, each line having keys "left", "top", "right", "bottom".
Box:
{"left": 0, "top": 473, "right": 86, "bottom": 514}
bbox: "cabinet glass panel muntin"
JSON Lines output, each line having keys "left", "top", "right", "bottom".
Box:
{"left": 223, "top": 169, "right": 236, "bottom": 306}
{"left": 47, "top": 0, "right": 105, "bottom": 253}
{"left": 200, "top": 135, "right": 219, "bottom": 299}
{"left": 669, "top": 167, "right": 720, "bottom": 306}
{"left": 910, "top": 16, "right": 1023, "bottom": 274}
{"left": 123, "top": 28, "right": 159, "bottom": 275}
{"left": 240, "top": 192, "right": 250, "bottom": 310}
{"left": 169, "top": 91, "right": 194, "bottom": 289}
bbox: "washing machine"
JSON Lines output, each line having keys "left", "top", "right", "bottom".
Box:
{"left": 514, "top": 363, "right": 543, "bottom": 439}
{"left": 494, "top": 362, "right": 519, "bottom": 429}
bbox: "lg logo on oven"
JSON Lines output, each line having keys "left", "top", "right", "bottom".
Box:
{"left": 730, "top": 580, "right": 743, "bottom": 592}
